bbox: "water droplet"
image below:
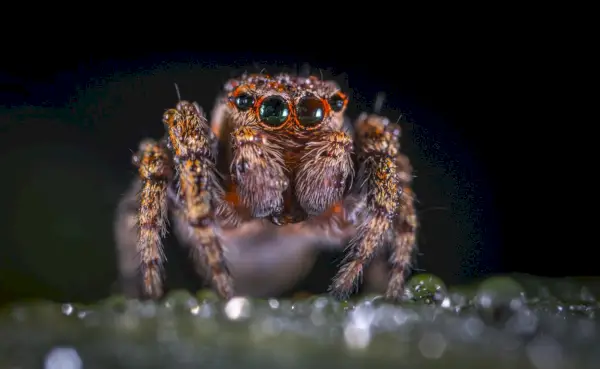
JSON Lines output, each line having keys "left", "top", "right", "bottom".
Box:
{"left": 61, "top": 304, "right": 74, "bottom": 316}
{"left": 268, "top": 298, "right": 280, "bottom": 309}
{"left": 475, "top": 276, "right": 525, "bottom": 325}
{"left": 344, "top": 323, "right": 371, "bottom": 350}
{"left": 44, "top": 347, "right": 82, "bottom": 369}
{"left": 406, "top": 274, "right": 447, "bottom": 303}
{"left": 224, "top": 297, "right": 251, "bottom": 320}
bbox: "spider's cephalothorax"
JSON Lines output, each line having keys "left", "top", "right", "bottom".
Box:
{"left": 211, "top": 73, "right": 354, "bottom": 224}
{"left": 123, "top": 72, "right": 417, "bottom": 301}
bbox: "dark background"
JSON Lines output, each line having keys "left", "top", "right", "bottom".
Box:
{"left": 0, "top": 47, "right": 570, "bottom": 306}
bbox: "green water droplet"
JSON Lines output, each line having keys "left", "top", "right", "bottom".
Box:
{"left": 475, "top": 276, "right": 525, "bottom": 324}
{"left": 164, "top": 290, "right": 197, "bottom": 312}
{"left": 406, "top": 274, "right": 447, "bottom": 303}
{"left": 196, "top": 289, "right": 219, "bottom": 303}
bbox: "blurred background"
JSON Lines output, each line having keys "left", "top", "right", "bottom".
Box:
{"left": 0, "top": 49, "right": 569, "bottom": 306}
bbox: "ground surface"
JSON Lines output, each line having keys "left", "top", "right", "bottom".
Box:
{"left": 2, "top": 274, "right": 599, "bottom": 369}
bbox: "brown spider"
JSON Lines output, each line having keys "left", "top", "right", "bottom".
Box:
{"left": 116, "top": 72, "right": 417, "bottom": 301}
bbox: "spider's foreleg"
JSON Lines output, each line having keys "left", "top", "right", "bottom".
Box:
{"left": 329, "top": 113, "right": 417, "bottom": 300}
{"left": 131, "top": 138, "right": 172, "bottom": 298}
{"left": 230, "top": 127, "right": 288, "bottom": 221}
{"left": 164, "top": 101, "right": 234, "bottom": 299}
{"left": 295, "top": 131, "right": 354, "bottom": 215}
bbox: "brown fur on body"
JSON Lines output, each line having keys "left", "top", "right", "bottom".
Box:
{"left": 212, "top": 74, "right": 354, "bottom": 223}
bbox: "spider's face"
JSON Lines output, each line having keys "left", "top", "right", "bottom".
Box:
{"left": 224, "top": 73, "right": 349, "bottom": 134}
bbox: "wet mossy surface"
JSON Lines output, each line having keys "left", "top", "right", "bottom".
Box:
{"left": 2, "top": 274, "right": 600, "bottom": 369}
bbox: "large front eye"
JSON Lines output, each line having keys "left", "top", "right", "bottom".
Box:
{"left": 297, "top": 96, "right": 325, "bottom": 127}
{"left": 259, "top": 96, "right": 290, "bottom": 127}
{"left": 234, "top": 93, "right": 255, "bottom": 110}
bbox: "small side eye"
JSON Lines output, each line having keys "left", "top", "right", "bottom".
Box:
{"left": 234, "top": 93, "right": 255, "bottom": 110}
{"left": 258, "top": 95, "right": 290, "bottom": 127}
{"left": 297, "top": 96, "right": 325, "bottom": 127}
{"left": 328, "top": 92, "right": 347, "bottom": 112}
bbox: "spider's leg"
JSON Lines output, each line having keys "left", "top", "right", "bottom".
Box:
{"left": 385, "top": 154, "right": 417, "bottom": 299}
{"left": 169, "top": 182, "right": 242, "bottom": 288}
{"left": 295, "top": 130, "right": 354, "bottom": 216}
{"left": 230, "top": 126, "right": 289, "bottom": 221}
{"left": 329, "top": 113, "right": 417, "bottom": 300}
{"left": 116, "top": 138, "right": 172, "bottom": 299}
{"left": 163, "top": 101, "right": 234, "bottom": 299}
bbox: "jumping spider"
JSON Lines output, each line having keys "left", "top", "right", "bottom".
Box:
{"left": 122, "top": 72, "right": 417, "bottom": 301}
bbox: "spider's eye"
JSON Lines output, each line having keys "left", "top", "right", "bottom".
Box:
{"left": 297, "top": 96, "right": 325, "bottom": 127}
{"left": 258, "top": 95, "right": 290, "bottom": 127}
{"left": 328, "top": 92, "right": 346, "bottom": 112}
{"left": 234, "top": 93, "right": 255, "bottom": 110}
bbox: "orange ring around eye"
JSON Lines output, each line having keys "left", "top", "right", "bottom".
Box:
{"left": 255, "top": 95, "right": 292, "bottom": 130}
{"left": 296, "top": 96, "right": 330, "bottom": 131}
{"left": 229, "top": 86, "right": 256, "bottom": 111}
{"left": 328, "top": 91, "right": 348, "bottom": 113}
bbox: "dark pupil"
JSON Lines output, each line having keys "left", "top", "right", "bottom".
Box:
{"left": 259, "top": 96, "right": 289, "bottom": 126}
{"left": 234, "top": 93, "right": 254, "bottom": 110}
{"left": 328, "top": 94, "right": 345, "bottom": 112}
{"left": 297, "top": 96, "right": 325, "bottom": 127}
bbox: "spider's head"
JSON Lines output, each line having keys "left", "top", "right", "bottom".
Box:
{"left": 224, "top": 73, "right": 349, "bottom": 134}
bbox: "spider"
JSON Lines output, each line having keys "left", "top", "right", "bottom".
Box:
{"left": 118, "top": 72, "right": 417, "bottom": 301}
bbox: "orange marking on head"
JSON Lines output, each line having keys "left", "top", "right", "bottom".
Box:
{"left": 335, "top": 91, "right": 349, "bottom": 110}
{"left": 211, "top": 124, "right": 221, "bottom": 139}
{"left": 322, "top": 97, "right": 332, "bottom": 116}
{"left": 229, "top": 86, "right": 253, "bottom": 109}
{"left": 223, "top": 190, "right": 240, "bottom": 206}
{"left": 331, "top": 201, "right": 344, "bottom": 215}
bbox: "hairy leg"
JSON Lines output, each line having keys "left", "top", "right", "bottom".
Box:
{"left": 114, "top": 139, "right": 172, "bottom": 299}
{"left": 133, "top": 139, "right": 172, "bottom": 298}
{"left": 330, "top": 113, "right": 417, "bottom": 300}
{"left": 230, "top": 127, "right": 288, "bottom": 220}
{"left": 385, "top": 155, "right": 417, "bottom": 299}
{"left": 163, "top": 101, "right": 233, "bottom": 299}
{"left": 295, "top": 131, "right": 354, "bottom": 215}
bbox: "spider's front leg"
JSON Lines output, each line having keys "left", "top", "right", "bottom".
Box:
{"left": 129, "top": 138, "right": 172, "bottom": 298}
{"left": 295, "top": 131, "right": 354, "bottom": 215}
{"left": 163, "top": 101, "right": 234, "bottom": 299}
{"left": 230, "top": 127, "right": 288, "bottom": 221}
{"left": 329, "top": 113, "right": 417, "bottom": 300}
